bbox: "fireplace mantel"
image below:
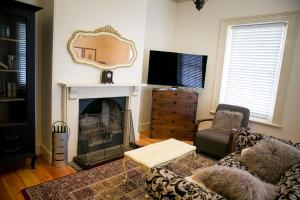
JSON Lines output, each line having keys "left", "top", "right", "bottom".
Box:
{"left": 59, "top": 82, "right": 146, "bottom": 88}
{"left": 59, "top": 82, "right": 146, "bottom": 100}
{"left": 58, "top": 82, "right": 143, "bottom": 162}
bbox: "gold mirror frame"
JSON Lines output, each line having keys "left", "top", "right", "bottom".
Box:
{"left": 67, "top": 25, "right": 137, "bottom": 70}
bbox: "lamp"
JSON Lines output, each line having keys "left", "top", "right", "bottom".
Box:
{"left": 193, "top": 0, "right": 207, "bottom": 11}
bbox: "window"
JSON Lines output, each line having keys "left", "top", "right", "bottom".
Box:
{"left": 17, "top": 22, "right": 26, "bottom": 87}
{"left": 212, "top": 11, "right": 299, "bottom": 125}
{"left": 178, "top": 54, "right": 206, "bottom": 88}
{"left": 220, "top": 22, "right": 287, "bottom": 122}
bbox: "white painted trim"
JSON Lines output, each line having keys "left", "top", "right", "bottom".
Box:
{"left": 35, "top": 145, "right": 41, "bottom": 155}
{"left": 211, "top": 10, "right": 300, "bottom": 125}
{"left": 139, "top": 122, "right": 151, "bottom": 132}
{"left": 60, "top": 84, "right": 138, "bottom": 162}
{"left": 40, "top": 144, "right": 52, "bottom": 164}
{"left": 58, "top": 82, "right": 147, "bottom": 88}
{"left": 249, "top": 118, "right": 282, "bottom": 128}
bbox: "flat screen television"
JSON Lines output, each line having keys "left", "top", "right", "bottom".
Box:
{"left": 147, "top": 50, "right": 207, "bottom": 88}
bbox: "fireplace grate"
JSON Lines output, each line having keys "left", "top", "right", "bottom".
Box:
{"left": 74, "top": 110, "right": 136, "bottom": 169}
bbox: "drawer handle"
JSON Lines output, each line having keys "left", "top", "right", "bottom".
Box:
{"left": 173, "top": 101, "right": 177, "bottom": 104}
{"left": 5, "top": 147, "right": 20, "bottom": 153}
{"left": 4, "top": 135, "right": 20, "bottom": 141}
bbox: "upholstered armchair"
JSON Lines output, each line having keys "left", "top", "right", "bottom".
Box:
{"left": 194, "top": 104, "right": 250, "bottom": 158}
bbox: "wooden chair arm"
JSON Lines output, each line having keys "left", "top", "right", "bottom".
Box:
{"left": 227, "top": 128, "right": 238, "bottom": 153}
{"left": 193, "top": 118, "right": 214, "bottom": 141}
{"left": 197, "top": 118, "right": 214, "bottom": 123}
{"left": 195, "top": 118, "right": 213, "bottom": 128}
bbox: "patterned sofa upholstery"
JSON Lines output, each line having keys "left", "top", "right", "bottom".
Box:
{"left": 145, "top": 128, "right": 300, "bottom": 200}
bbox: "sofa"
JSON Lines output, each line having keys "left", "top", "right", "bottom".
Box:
{"left": 145, "top": 128, "right": 300, "bottom": 199}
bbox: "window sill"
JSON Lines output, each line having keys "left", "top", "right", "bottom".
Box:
{"left": 249, "top": 118, "right": 282, "bottom": 128}
{"left": 209, "top": 110, "right": 282, "bottom": 128}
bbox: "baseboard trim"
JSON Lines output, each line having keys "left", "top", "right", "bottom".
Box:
{"left": 139, "top": 122, "right": 150, "bottom": 132}
{"left": 40, "top": 145, "right": 52, "bottom": 164}
{"left": 35, "top": 145, "right": 41, "bottom": 155}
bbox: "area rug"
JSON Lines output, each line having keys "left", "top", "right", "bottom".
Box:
{"left": 22, "top": 154, "right": 214, "bottom": 200}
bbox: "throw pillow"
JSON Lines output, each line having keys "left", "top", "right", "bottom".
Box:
{"left": 276, "top": 163, "right": 300, "bottom": 199}
{"left": 211, "top": 110, "right": 243, "bottom": 133}
{"left": 191, "top": 166, "right": 276, "bottom": 200}
{"left": 235, "top": 128, "right": 267, "bottom": 151}
{"left": 238, "top": 138, "right": 300, "bottom": 184}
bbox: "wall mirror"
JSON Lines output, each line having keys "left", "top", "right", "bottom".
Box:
{"left": 67, "top": 25, "right": 137, "bottom": 70}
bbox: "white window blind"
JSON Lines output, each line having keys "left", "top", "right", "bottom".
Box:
{"left": 17, "top": 22, "right": 26, "bottom": 87}
{"left": 220, "top": 22, "right": 287, "bottom": 121}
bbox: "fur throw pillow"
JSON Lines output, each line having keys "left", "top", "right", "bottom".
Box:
{"left": 238, "top": 138, "right": 300, "bottom": 184}
{"left": 191, "top": 166, "right": 276, "bottom": 200}
{"left": 211, "top": 110, "right": 243, "bottom": 133}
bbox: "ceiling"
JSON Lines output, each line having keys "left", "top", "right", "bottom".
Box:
{"left": 170, "top": 0, "right": 191, "bottom": 3}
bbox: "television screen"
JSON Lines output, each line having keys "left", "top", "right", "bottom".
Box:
{"left": 147, "top": 50, "right": 207, "bottom": 88}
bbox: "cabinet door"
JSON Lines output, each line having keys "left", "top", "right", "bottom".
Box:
{"left": 0, "top": 125, "right": 31, "bottom": 157}
{"left": 0, "top": 12, "right": 29, "bottom": 127}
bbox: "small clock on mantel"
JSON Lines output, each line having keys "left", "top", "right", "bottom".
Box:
{"left": 101, "top": 70, "right": 114, "bottom": 84}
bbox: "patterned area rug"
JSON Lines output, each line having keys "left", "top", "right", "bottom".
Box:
{"left": 22, "top": 154, "right": 214, "bottom": 200}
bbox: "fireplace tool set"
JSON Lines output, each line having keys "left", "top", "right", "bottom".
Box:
{"left": 52, "top": 121, "right": 69, "bottom": 167}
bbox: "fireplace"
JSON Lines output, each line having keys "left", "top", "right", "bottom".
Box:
{"left": 73, "top": 97, "right": 136, "bottom": 169}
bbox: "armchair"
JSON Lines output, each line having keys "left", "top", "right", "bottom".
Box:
{"left": 194, "top": 104, "right": 250, "bottom": 158}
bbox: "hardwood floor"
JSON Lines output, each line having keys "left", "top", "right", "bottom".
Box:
{"left": 136, "top": 130, "right": 193, "bottom": 146}
{"left": 0, "top": 157, "right": 76, "bottom": 200}
{"left": 0, "top": 131, "right": 193, "bottom": 200}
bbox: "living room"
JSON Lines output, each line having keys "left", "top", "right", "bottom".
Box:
{"left": 0, "top": 0, "right": 300, "bottom": 199}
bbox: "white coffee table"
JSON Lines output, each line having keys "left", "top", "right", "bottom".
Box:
{"left": 123, "top": 138, "right": 196, "bottom": 181}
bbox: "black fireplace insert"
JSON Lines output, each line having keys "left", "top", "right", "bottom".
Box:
{"left": 73, "top": 97, "right": 137, "bottom": 169}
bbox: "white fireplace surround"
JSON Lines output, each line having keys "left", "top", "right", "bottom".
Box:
{"left": 59, "top": 82, "right": 145, "bottom": 162}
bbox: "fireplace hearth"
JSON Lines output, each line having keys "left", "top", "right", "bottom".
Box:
{"left": 73, "top": 97, "right": 137, "bottom": 169}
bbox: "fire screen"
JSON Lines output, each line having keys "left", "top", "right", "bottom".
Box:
{"left": 73, "top": 110, "right": 136, "bottom": 169}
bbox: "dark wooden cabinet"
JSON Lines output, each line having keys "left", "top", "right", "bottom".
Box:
{"left": 150, "top": 89, "right": 198, "bottom": 140}
{"left": 0, "top": 1, "right": 41, "bottom": 168}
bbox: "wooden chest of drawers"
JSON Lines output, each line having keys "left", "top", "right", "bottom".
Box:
{"left": 150, "top": 89, "right": 198, "bottom": 140}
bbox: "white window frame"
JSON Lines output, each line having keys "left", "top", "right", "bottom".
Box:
{"left": 211, "top": 11, "right": 300, "bottom": 127}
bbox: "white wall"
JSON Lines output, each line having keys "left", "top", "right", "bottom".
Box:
{"left": 47, "top": 0, "right": 148, "bottom": 152}
{"left": 40, "top": 0, "right": 54, "bottom": 159}
{"left": 172, "top": 0, "right": 300, "bottom": 142}
{"left": 139, "top": 0, "right": 177, "bottom": 131}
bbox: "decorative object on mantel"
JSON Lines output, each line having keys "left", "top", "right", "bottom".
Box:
{"left": 101, "top": 70, "right": 113, "bottom": 84}
{"left": 67, "top": 25, "right": 137, "bottom": 70}
{"left": 193, "top": 0, "right": 208, "bottom": 11}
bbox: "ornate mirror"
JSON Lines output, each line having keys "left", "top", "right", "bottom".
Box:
{"left": 67, "top": 26, "right": 137, "bottom": 70}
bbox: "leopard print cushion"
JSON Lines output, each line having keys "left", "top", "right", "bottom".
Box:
{"left": 235, "top": 128, "right": 267, "bottom": 152}
{"left": 235, "top": 128, "right": 300, "bottom": 152}
{"left": 145, "top": 168, "right": 225, "bottom": 200}
{"left": 275, "top": 163, "right": 300, "bottom": 199}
